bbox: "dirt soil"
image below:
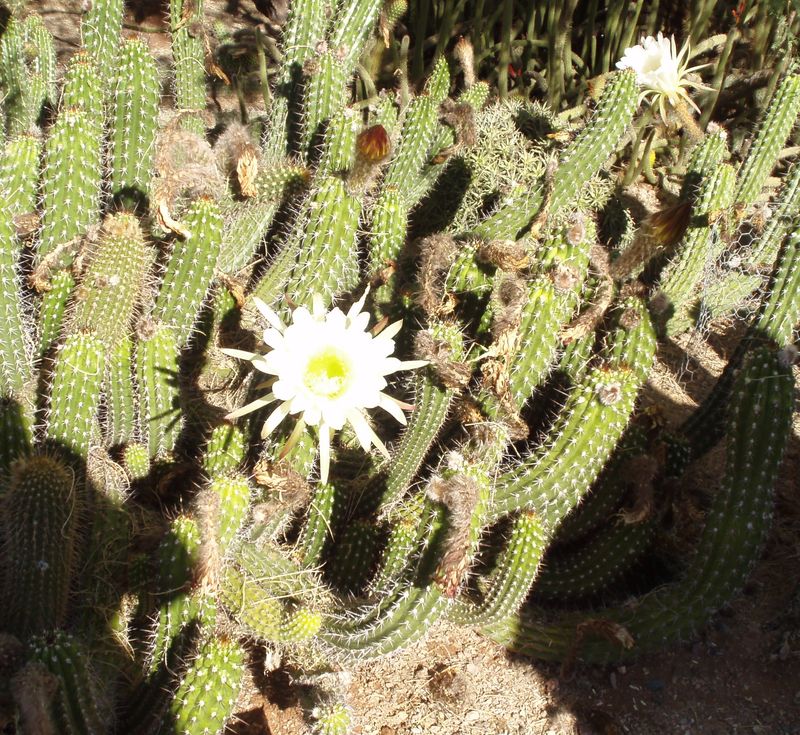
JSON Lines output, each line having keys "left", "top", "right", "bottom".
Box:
{"left": 34, "top": 2, "right": 800, "bottom": 733}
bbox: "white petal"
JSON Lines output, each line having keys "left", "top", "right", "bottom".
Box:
{"left": 261, "top": 401, "right": 292, "bottom": 438}
{"left": 220, "top": 347, "right": 259, "bottom": 361}
{"left": 253, "top": 296, "right": 286, "bottom": 332}
{"left": 312, "top": 293, "right": 326, "bottom": 318}
{"left": 347, "top": 408, "right": 390, "bottom": 459}
{"left": 376, "top": 318, "right": 403, "bottom": 341}
{"left": 378, "top": 393, "right": 408, "bottom": 425}
{"left": 226, "top": 393, "right": 276, "bottom": 419}
{"left": 347, "top": 286, "right": 370, "bottom": 320}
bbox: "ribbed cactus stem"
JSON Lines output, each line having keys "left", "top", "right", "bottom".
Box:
{"left": 300, "top": 49, "right": 349, "bottom": 155}
{"left": 490, "top": 299, "right": 656, "bottom": 524}
{"left": 137, "top": 321, "right": 182, "bottom": 459}
{"left": 46, "top": 332, "right": 105, "bottom": 459}
{"left": 747, "top": 161, "right": 800, "bottom": 268}
{"left": 170, "top": 0, "right": 207, "bottom": 133}
{"left": 202, "top": 424, "right": 247, "bottom": 476}
{"left": 0, "top": 133, "right": 42, "bottom": 219}
{"left": 734, "top": 74, "right": 800, "bottom": 207}
{"left": 29, "top": 631, "right": 108, "bottom": 735}
{"left": 2, "top": 455, "right": 77, "bottom": 635}
{"left": 328, "top": 0, "right": 384, "bottom": 71}
{"left": 154, "top": 197, "right": 223, "bottom": 347}
{"left": 70, "top": 214, "right": 153, "bottom": 344}
{"left": 110, "top": 37, "right": 160, "bottom": 205}
{"left": 0, "top": 196, "right": 33, "bottom": 402}
{"left": 449, "top": 510, "right": 546, "bottom": 626}
{"left": 105, "top": 335, "right": 137, "bottom": 446}
{"left": 653, "top": 163, "right": 737, "bottom": 335}
{"left": 285, "top": 175, "right": 361, "bottom": 306}
{"left": 485, "top": 346, "right": 794, "bottom": 662}
{"left": 80, "top": 0, "right": 124, "bottom": 91}
{"left": 169, "top": 635, "right": 244, "bottom": 735}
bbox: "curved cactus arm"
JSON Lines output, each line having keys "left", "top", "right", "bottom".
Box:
{"left": 448, "top": 510, "right": 546, "bottom": 627}
{"left": 532, "top": 517, "right": 656, "bottom": 602}
{"left": 734, "top": 74, "right": 800, "bottom": 208}
{"left": 319, "top": 585, "right": 448, "bottom": 659}
{"left": 490, "top": 298, "right": 657, "bottom": 525}
{"left": 484, "top": 345, "right": 794, "bottom": 662}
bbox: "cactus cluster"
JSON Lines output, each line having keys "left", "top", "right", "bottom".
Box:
{"left": 0, "top": 1, "right": 797, "bottom": 733}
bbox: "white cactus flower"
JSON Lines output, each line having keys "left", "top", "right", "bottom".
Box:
{"left": 222, "top": 290, "right": 427, "bottom": 483}
{"left": 616, "top": 32, "right": 711, "bottom": 120}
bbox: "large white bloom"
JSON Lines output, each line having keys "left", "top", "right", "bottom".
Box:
{"left": 222, "top": 290, "right": 426, "bottom": 483}
{"left": 616, "top": 32, "right": 711, "bottom": 120}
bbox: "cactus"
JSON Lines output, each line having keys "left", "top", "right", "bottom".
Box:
{"left": 2, "top": 455, "right": 77, "bottom": 635}
{"left": 0, "top": 2, "right": 797, "bottom": 729}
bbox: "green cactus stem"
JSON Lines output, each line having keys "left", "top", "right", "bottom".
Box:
{"left": 734, "top": 73, "right": 800, "bottom": 208}
{"left": 490, "top": 298, "right": 656, "bottom": 524}
{"left": 0, "top": 133, "right": 42, "bottom": 220}
{"left": 449, "top": 510, "right": 546, "bottom": 626}
{"left": 81, "top": 0, "right": 124, "bottom": 91}
{"left": 202, "top": 424, "right": 247, "bottom": 476}
{"left": 46, "top": 332, "right": 106, "bottom": 459}
{"left": 0, "top": 196, "right": 33, "bottom": 402}
{"left": 29, "top": 631, "right": 109, "bottom": 735}
{"left": 168, "top": 635, "right": 244, "bottom": 735}
{"left": 484, "top": 345, "right": 794, "bottom": 662}
{"left": 105, "top": 335, "right": 137, "bottom": 447}
{"left": 652, "top": 163, "right": 737, "bottom": 336}
{"left": 154, "top": 197, "right": 223, "bottom": 348}
{"left": 2, "top": 455, "right": 77, "bottom": 635}
{"left": 110, "top": 38, "right": 160, "bottom": 206}
{"left": 170, "top": 0, "right": 207, "bottom": 133}
{"left": 137, "top": 321, "right": 182, "bottom": 459}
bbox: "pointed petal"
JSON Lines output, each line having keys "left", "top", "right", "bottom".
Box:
{"left": 378, "top": 393, "right": 408, "bottom": 425}
{"left": 375, "top": 318, "right": 403, "bottom": 341}
{"left": 226, "top": 393, "right": 276, "bottom": 419}
{"left": 220, "top": 347, "right": 259, "bottom": 361}
{"left": 261, "top": 401, "right": 292, "bottom": 438}
{"left": 383, "top": 358, "right": 429, "bottom": 375}
{"left": 318, "top": 422, "right": 331, "bottom": 484}
{"left": 252, "top": 296, "right": 286, "bottom": 332}
{"left": 347, "top": 408, "right": 390, "bottom": 459}
{"left": 347, "top": 285, "right": 370, "bottom": 320}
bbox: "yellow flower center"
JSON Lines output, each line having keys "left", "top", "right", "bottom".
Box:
{"left": 304, "top": 347, "right": 352, "bottom": 399}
